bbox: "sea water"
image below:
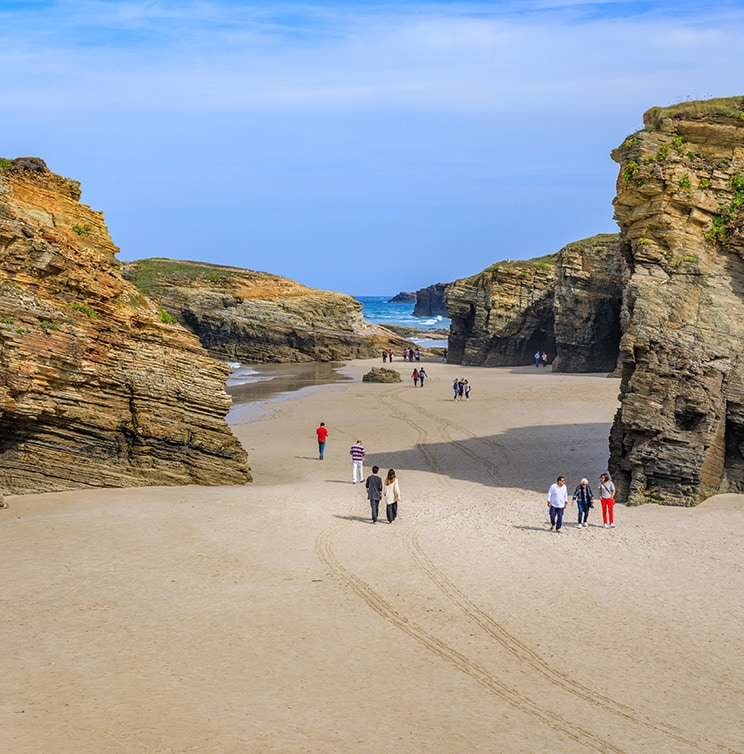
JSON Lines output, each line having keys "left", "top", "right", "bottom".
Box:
{"left": 355, "top": 295, "right": 450, "bottom": 332}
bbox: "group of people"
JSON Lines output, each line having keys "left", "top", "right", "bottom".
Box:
{"left": 410, "top": 367, "right": 427, "bottom": 387}
{"left": 452, "top": 378, "right": 470, "bottom": 401}
{"left": 546, "top": 473, "right": 617, "bottom": 531}
{"left": 315, "top": 426, "right": 402, "bottom": 524}
{"left": 382, "top": 348, "right": 420, "bottom": 363}
{"left": 533, "top": 351, "right": 549, "bottom": 367}
{"left": 317, "top": 424, "right": 619, "bottom": 533}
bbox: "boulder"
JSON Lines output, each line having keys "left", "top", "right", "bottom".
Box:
{"left": 362, "top": 368, "right": 402, "bottom": 383}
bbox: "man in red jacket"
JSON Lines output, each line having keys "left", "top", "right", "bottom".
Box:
{"left": 316, "top": 422, "right": 328, "bottom": 460}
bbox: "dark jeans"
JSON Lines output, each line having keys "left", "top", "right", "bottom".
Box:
{"left": 577, "top": 501, "right": 590, "bottom": 524}
{"left": 549, "top": 505, "right": 564, "bottom": 530}
{"left": 318, "top": 441, "right": 325, "bottom": 459}
{"left": 370, "top": 499, "right": 379, "bottom": 522}
{"left": 386, "top": 502, "right": 398, "bottom": 523}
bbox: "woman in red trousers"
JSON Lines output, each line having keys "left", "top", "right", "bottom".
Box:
{"left": 599, "top": 473, "right": 616, "bottom": 528}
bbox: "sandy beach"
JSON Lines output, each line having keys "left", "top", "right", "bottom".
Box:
{"left": 2, "top": 358, "right": 743, "bottom": 754}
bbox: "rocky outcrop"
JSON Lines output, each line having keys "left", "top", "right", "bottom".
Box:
{"left": 0, "top": 158, "right": 250, "bottom": 494}
{"left": 609, "top": 96, "right": 744, "bottom": 506}
{"left": 446, "top": 238, "right": 625, "bottom": 370}
{"left": 122, "top": 259, "right": 413, "bottom": 363}
{"left": 413, "top": 283, "right": 449, "bottom": 318}
{"left": 389, "top": 291, "right": 416, "bottom": 303}
{"left": 552, "top": 234, "right": 624, "bottom": 373}
{"left": 362, "top": 367, "right": 402, "bottom": 383}
{"left": 446, "top": 258, "right": 557, "bottom": 366}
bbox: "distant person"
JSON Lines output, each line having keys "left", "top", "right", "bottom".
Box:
{"left": 546, "top": 476, "right": 568, "bottom": 532}
{"left": 350, "top": 439, "right": 366, "bottom": 484}
{"left": 457, "top": 379, "right": 464, "bottom": 401}
{"left": 464, "top": 380, "right": 471, "bottom": 401}
{"left": 382, "top": 468, "right": 401, "bottom": 523}
{"left": 316, "top": 422, "right": 328, "bottom": 460}
{"left": 414, "top": 348, "right": 420, "bottom": 361}
{"left": 411, "top": 368, "right": 420, "bottom": 387}
{"left": 534, "top": 350, "right": 541, "bottom": 367}
{"left": 442, "top": 348, "right": 448, "bottom": 362}
{"left": 388, "top": 350, "right": 394, "bottom": 362}
{"left": 599, "top": 473, "right": 616, "bottom": 528}
{"left": 541, "top": 351, "right": 548, "bottom": 367}
{"left": 382, "top": 350, "right": 388, "bottom": 363}
{"left": 418, "top": 367, "right": 427, "bottom": 387}
{"left": 572, "top": 478, "right": 594, "bottom": 528}
{"left": 453, "top": 378, "right": 459, "bottom": 400}
{"left": 365, "top": 465, "right": 383, "bottom": 524}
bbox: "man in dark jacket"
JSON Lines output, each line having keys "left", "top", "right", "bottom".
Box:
{"left": 365, "top": 465, "right": 383, "bottom": 524}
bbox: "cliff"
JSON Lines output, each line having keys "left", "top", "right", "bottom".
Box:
{"left": 0, "top": 158, "right": 250, "bottom": 494}
{"left": 413, "top": 283, "right": 449, "bottom": 318}
{"left": 122, "top": 260, "right": 413, "bottom": 363}
{"left": 609, "top": 96, "right": 744, "bottom": 506}
{"left": 446, "top": 257, "right": 557, "bottom": 366}
{"left": 552, "top": 234, "right": 624, "bottom": 373}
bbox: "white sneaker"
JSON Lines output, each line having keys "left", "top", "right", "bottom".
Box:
{"left": 577, "top": 523, "right": 582, "bottom": 528}
{"left": 603, "top": 524, "right": 608, "bottom": 528}
{"left": 610, "top": 523, "right": 615, "bottom": 528}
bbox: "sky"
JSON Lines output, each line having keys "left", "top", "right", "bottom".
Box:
{"left": 2, "top": 1, "right": 743, "bottom": 296}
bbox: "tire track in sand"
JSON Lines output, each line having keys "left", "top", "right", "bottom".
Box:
{"left": 379, "top": 385, "right": 740, "bottom": 754}
{"left": 315, "top": 520, "right": 623, "bottom": 753}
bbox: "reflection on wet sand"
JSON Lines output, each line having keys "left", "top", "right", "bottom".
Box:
{"left": 226, "top": 361, "right": 351, "bottom": 406}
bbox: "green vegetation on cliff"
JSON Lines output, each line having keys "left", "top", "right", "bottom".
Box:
{"left": 124, "top": 258, "right": 240, "bottom": 293}
{"left": 644, "top": 96, "right": 744, "bottom": 130}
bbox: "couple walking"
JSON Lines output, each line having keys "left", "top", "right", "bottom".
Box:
{"left": 546, "top": 473, "right": 616, "bottom": 531}
{"left": 365, "top": 467, "right": 400, "bottom": 524}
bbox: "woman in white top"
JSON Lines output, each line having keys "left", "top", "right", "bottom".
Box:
{"left": 599, "top": 473, "right": 616, "bottom": 528}
{"left": 382, "top": 468, "right": 401, "bottom": 524}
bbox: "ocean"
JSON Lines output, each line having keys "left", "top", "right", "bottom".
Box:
{"left": 356, "top": 295, "right": 450, "bottom": 347}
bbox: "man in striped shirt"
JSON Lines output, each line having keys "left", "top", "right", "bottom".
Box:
{"left": 350, "top": 440, "right": 365, "bottom": 483}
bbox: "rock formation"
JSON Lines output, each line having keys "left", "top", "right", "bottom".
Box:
{"left": 413, "top": 283, "right": 449, "bottom": 318}
{"left": 388, "top": 291, "right": 416, "bottom": 303}
{"left": 446, "top": 257, "right": 557, "bottom": 366}
{"left": 445, "top": 237, "right": 624, "bottom": 371}
{"left": 552, "top": 234, "right": 624, "bottom": 373}
{"left": 122, "top": 259, "right": 413, "bottom": 363}
{"left": 362, "top": 367, "right": 402, "bottom": 383}
{"left": 0, "top": 158, "right": 250, "bottom": 494}
{"left": 609, "top": 96, "right": 744, "bottom": 506}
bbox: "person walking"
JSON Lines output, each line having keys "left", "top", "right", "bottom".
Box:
{"left": 365, "top": 465, "right": 383, "bottom": 524}
{"left": 418, "top": 367, "right": 427, "bottom": 387}
{"left": 464, "top": 380, "right": 470, "bottom": 401}
{"left": 411, "top": 368, "right": 419, "bottom": 387}
{"left": 534, "top": 350, "right": 541, "bottom": 367}
{"left": 382, "top": 468, "right": 401, "bottom": 523}
{"left": 572, "top": 478, "right": 594, "bottom": 528}
{"left": 546, "top": 476, "right": 568, "bottom": 532}
{"left": 453, "top": 378, "right": 459, "bottom": 400}
{"left": 316, "top": 422, "right": 328, "bottom": 460}
{"left": 598, "top": 473, "right": 616, "bottom": 528}
{"left": 350, "top": 439, "right": 365, "bottom": 484}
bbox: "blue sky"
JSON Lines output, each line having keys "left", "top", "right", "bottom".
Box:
{"left": 2, "top": 1, "right": 743, "bottom": 296}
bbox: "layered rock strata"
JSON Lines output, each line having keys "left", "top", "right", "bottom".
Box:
{"left": 609, "top": 97, "right": 744, "bottom": 506}
{"left": 552, "top": 234, "right": 624, "bottom": 373}
{"left": 0, "top": 158, "right": 250, "bottom": 494}
{"left": 122, "top": 260, "right": 413, "bottom": 363}
{"left": 446, "top": 258, "right": 557, "bottom": 366}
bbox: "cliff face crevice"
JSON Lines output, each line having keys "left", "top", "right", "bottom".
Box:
{"left": 122, "top": 259, "right": 413, "bottom": 363}
{"left": 0, "top": 159, "right": 250, "bottom": 494}
{"left": 608, "top": 97, "right": 744, "bottom": 506}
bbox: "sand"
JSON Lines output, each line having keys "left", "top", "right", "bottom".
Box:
{"left": 2, "top": 359, "right": 743, "bottom": 754}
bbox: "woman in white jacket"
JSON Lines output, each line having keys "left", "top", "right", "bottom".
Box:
{"left": 382, "top": 468, "right": 401, "bottom": 524}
